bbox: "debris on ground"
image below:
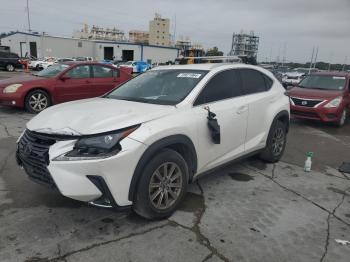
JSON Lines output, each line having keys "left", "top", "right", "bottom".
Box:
{"left": 339, "top": 162, "right": 350, "bottom": 174}
{"left": 335, "top": 239, "right": 350, "bottom": 246}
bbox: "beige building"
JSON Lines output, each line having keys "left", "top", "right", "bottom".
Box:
{"left": 149, "top": 13, "right": 171, "bottom": 46}
{"left": 129, "top": 30, "right": 149, "bottom": 44}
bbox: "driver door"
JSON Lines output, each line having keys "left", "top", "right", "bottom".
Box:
{"left": 55, "top": 65, "right": 94, "bottom": 103}
{"left": 193, "top": 69, "right": 248, "bottom": 174}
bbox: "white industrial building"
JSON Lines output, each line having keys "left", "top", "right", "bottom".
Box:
{"left": 0, "top": 32, "right": 179, "bottom": 63}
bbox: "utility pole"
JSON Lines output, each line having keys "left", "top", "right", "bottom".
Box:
{"left": 173, "top": 14, "right": 176, "bottom": 44}
{"left": 328, "top": 52, "right": 333, "bottom": 71}
{"left": 342, "top": 56, "right": 347, "bottom": 71}
{"left": 313, "top": 46, "right": 318, "bottom": 69}
{"left": 309, "top": 47, "right": 314, "bottom": 74}
{"left": 26, "top": 0, "right": 31, "bottom": 32}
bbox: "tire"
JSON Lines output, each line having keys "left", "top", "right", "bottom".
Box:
{"left": 259, "top": 120, "right": 287, "bottom": 163}
{"left": 6, "top": 64, "right": 15, "bottom": 72}
{"left": 133, "top": 149, "right": 189, "bottom": 220}
{"left": 24, "top": 89, "right": 51, "bottom": 114}
{"left": 336, "top": 109, "right": 347, "bottom": 127}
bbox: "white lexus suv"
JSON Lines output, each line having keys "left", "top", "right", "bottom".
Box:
{"left": 16, "top": 64, "right": 290, "bottom": 219}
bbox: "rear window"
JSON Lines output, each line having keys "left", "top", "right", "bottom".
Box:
{"left": 239, "top": 69, "right": 268, "bottom": 94}
{"left": 299, "top": 75, "right": 346, "bottom": 90}
{"left": 0, "top": 52, "right": 9, "bottom": 58}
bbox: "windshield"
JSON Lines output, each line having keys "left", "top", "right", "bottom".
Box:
{"left": 35, "top": 64, "right": 70, "bottom": 78}
{"left": 299, "top": 75, "right": 346, "bottom": 90}
{"left": 106, "top": 69, "right": 208, "bottom": 105}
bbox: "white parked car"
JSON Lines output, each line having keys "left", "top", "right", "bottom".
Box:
{"left": 16, "top": 64, "right": 290, "bottom": 219}
{"left": 29, "top": 57, "right": 57, "bottom": 70}
{"left": 282, "top": 72, "right": 305, "bottom": 87}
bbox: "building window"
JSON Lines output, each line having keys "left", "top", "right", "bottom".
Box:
{"left": 157, "top": 23, "right": 160, "bottom": 25}
{"left": 78, "top": 41, "right": 83, "bottom": 48}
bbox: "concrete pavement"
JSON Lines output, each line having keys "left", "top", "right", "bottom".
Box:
{"left": 0, "top": 92, "right": 350, "bottom": 261}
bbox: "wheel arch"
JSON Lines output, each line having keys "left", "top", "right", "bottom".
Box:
{"left": 24, "top": 87, "right": 52, "bottom": 103}
{"left": 23, "top": 87, "right": 53, "bottom": 110}
{"left": 272, "top": 110, "right": 290, "bottom": 132}
{"left": 128, "top": 134, "right": 198, "bottom": 202}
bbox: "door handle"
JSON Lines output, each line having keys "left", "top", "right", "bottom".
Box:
{"left": 236, "top": 105, "right": 248, "bottom": 114}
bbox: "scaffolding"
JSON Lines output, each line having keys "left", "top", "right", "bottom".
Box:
{"left": 228, "top": 31, "right": 259, "bottom": 58}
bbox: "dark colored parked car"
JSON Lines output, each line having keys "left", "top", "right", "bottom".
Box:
{"left": 0, "top": 62, "right": 132, "bottom": 113}
{"left": 0, "top": 51, "right": 23, "bottom": 72}
{"left": 287, "top": 71, "right": 350, "bottom": 127}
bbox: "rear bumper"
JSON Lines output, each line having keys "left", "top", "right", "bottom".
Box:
{"left": 290, "top": 104, "right": 345, "bottom": 122}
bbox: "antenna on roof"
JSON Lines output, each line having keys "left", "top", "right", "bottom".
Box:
{"left": 26, "top": 0, "right": 32, "bottom": 32}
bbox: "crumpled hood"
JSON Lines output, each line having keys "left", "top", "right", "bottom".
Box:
{"left": 27, "top": 98, "right": 176, "bottom": 135}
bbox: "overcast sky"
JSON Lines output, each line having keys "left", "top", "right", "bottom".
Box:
{"left": 1, "top": 0, "right": 349, "bottom": 63}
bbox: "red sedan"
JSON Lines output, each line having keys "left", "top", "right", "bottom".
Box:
{"left": 288, "top": 72, "right": 350, "bottom": 127}
{"left": 0, "top": 62, "right": 132, "bottom": 113}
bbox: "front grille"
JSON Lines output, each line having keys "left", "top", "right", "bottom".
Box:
{"left": 291, "top": 97, "right": 324, "bottom": 108}
{"left": 17, "top": 130, "right": 57, "bottom": 188}
{"left": 291, "top": 110, "right": 319, "bottom": 119}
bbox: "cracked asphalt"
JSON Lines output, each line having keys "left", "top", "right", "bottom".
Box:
{"left": 1, "top": 71, "right": 350, "bottom": 262}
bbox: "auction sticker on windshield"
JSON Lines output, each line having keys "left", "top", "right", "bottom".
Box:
{"left": 333, "top": 76, "right": 346, "bottom": 79}
{"left": 177, "top": 73, "right": 202, "bottom": 78}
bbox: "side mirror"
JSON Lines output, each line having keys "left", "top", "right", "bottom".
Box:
{"left": 60, "top": 75, "right": 70, "bottom": 81}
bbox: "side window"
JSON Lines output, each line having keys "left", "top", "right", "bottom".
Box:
{"left": 194, "top": 69, "right": 242, "bottom": 105}
{"left": 92, "top": 65, "right": 114, "bottom": 78}
{"left": 263, "top": 74, "right": 273, "bottom": 90}
{"left": 113, "top": 69, "right": 120, "bottom": 78}
{"left": 239, "top": 69, "right": 268, "bottom": 94}
{"left": 66, "top": 65, "right": 90, "bottom": 79}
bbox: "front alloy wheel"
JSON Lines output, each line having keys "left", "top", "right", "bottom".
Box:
{"left": 133, "top": 149, "right": 188, "bottom": 219}
{"left": 149, "top": 162, "right": 183, "bottom": 210}
{"left": 25, "top": 90, "right": 51, "bottom": 113}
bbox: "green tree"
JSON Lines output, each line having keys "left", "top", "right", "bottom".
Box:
{"left": 206, "top": 47, "right": 224, "bottom": 56}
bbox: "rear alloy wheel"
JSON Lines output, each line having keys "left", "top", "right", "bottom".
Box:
{"left": 133, "top": 149, "right": 188, "bottom": 219}
{"left": 6, "top": 64, "right": 15, "bottom": 72}
{"left": 259, "top": 120, "right": 287, "bottom": 163}
{"left": 336, "top": 110, "right": 347, "bottom": 127}
{"left": 25, "top": 90, "right": 51, "bottom": 113}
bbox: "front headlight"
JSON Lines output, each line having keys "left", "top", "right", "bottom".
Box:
{"left": 3, "top": 84, "right": 23, "bottom": 93}
{"left": 324, "top": 97, "right": 342, "bottom": 108}
{"left": 53, "top": 125, "right": 140, "bottom": 161}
